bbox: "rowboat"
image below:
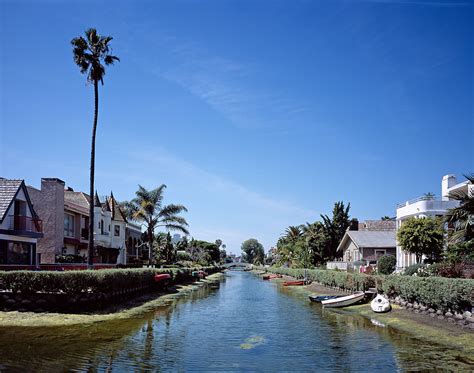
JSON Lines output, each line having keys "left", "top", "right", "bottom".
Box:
{"left": 309, "top": 295, "right": 341, "bottom": 303}
{"left": 262, "top": 274, "right": 282, "bottom": 280}
{"left": 192, "top": 270, "right": 208, "bottom": 279}
{"left": 283, "top": 280, "right": 306, "bottom": 286}
{"left": 154, "top": 273, "right": 171, "bottom": 282}
{"left": 321, "top": 291, "right": 365, "bottom": 308}
{"left": 370, "top": 294, "right": 391, "bottom": 313}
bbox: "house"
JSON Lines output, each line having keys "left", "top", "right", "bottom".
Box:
{"left": 396, "top": 174, "right": 473, "bottom": 269}
{"left": 28, "top": 178, "right": 142, "bottom": 264}
{"left": 336, "top": 219, "right": 396, "bottom": 268}
{"left": 0, "top": 178, "right": 43, "bottom": 265}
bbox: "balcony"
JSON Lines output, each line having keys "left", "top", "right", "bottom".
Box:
{"left": 5, "top": 215, "right": 43, "bottom": 233}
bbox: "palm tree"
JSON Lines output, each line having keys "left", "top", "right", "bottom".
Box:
{"left": 71, "top": 28, "right": 119, "bottom": 267}
{"left": 121, "top": 185, "right": 189, "bottom": 265}
{"left": 282, "top": 225, "right": 302, "bottom": 243}
{"left": 445, "top": 174, "right": 474, "bottom": 243}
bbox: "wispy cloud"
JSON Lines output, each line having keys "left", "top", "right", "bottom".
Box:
{"left": 124, "top": 147, "right": 317, "bottom": 252}
{"left": 135, "top": 34, "right": 309, "bottom": 130}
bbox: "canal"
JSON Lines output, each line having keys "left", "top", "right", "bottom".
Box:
{"left": 0, "top": 271, "right": 472, "bottom": 371}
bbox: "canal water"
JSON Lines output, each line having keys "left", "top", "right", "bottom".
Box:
{"left": 0, "top": 271, "right": 472, "bottom": 371}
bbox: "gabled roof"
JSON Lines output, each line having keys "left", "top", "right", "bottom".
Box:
{"left": 0, "top": 178, "right": 40, "bottom": 223}
{"left": 337, "top": 230, "right": 396, "bottom": 251}
{"left": 108, "top": 192, "right": 127, "bottom": 222}
{"left": 64, "top": 191, "right": 91, "bottom": 214}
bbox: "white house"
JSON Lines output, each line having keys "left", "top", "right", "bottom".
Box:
{"left": 396, "top": 174, "right": 473, "bottom": 269}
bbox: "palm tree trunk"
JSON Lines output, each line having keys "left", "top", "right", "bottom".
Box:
{"left": 148, "top": 227, "right": 153, "bottom": 267}
{"left": 88, "top": 79, "right": 99, "bottom": 268}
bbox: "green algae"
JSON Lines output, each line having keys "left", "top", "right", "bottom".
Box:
{"left": 240, "top": 335, "right": 265, "bottom": 349}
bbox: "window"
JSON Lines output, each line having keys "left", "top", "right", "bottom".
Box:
{"left": 64, "top": 214, "right": 74, "bottom": 237}
{"left": 114, "top": 225, "right": 120, "bottom": 236}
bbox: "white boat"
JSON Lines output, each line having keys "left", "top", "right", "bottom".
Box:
{"left": 370, "top": 294, "right": 391, "bottom": 313}
{"left": 321, "top": 291, "right": 365, "bottom": 308}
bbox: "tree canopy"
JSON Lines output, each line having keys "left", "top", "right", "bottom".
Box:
{"left": 241, "top": 239, "right": 265, "bottom": 265}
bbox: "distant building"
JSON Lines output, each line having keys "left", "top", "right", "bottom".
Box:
{"left": 0, "top": 178, "right": 43, "bottom": 265}
{"left": 396, "top": 174, "right": 473, "bottom": 269}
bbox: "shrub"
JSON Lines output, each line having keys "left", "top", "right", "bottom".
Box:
{"left": 256, "top": 266, "right": 474, "bottom": 312}
{"left": 0, "top": 266, "right": 222, "bottom": 295}
{"left": 377, "top": 255, "right": 396, "bottom": 275}
{"left": 55, "top": 254, "right": 85, "bottom": 263}
{"left": 403, "top": 263, "right": 425, "bottom": 276}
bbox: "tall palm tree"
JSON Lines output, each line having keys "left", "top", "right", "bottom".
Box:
{"left": 121, "top": 185, "right": 189, "bottom": 265}
{"left": 445, "top": 174, "right": 474, "bottom": 243}
{"left": 71, "top": 28, "right": 119, "bottom": 267}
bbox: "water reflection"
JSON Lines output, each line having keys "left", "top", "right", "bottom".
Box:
{"left": 0, "top": 272, "right": 472, "bottom": 371}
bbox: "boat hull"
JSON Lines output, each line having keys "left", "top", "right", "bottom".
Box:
{"left": 309, "top": 295, "right": 341, "bottom": 303}
{"left": 321, "top": 292, "right": 365, "bottom": 308}
{"left": 283, "top": 280, "right": 305, "bottom": 286}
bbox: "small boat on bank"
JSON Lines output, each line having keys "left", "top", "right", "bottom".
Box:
{"left": 283, "top": 280, "right": 307, "bottom": 286}
{"left": 192, "top": 270, "right": 208, "bottom": 279}
{"left": 321, "top": 291, "right": 365, "bottom": 308}
{"left": 262, "top": 274, "right": 282, "bottom": 280}
{"left": 154, "top": 273, "right": 171, "bottom": 283}
{"left": 309, "top": 295, "right": 341, "bottom": 303}
{"left": 371, "top": 294, "right": 391, "bottom": 313}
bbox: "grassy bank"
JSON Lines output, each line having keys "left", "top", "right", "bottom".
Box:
{"left": 0, "top": 272, "right": 224, "bottom": 327}
{"left": 251, "top": 269, "right": 474, "bottom": 357}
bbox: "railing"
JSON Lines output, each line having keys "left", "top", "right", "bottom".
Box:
{"left": 5, "top": 215, "right": 42, "bottom": 233}
{"left": 326, "top": 261, "right": 349, "bottom": 270}
{"left": 0, "top": 264, "right": 117, "bottom": 271}
{"left": 396, "top": 195, "right": 439, "bottom": 208}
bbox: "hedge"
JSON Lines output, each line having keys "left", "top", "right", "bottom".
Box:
{"left": 258, "top": 266, "right": 474, "bottom": 312}
{"left": 0, "top": 266, "right": 221, "bottom": 295}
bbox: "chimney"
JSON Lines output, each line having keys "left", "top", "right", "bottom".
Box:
{"left": 442, "top": 174, "right": 457, "bottom": 201}
{"left": 349, "top": 218, "right": 359, "bottom": 231}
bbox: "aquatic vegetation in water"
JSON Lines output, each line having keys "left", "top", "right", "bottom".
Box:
{"left": 240, "top": 335, "right": 265, "bottom": 349}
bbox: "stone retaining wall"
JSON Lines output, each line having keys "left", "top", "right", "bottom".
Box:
{"left": 0, "top": 283, "right": 161, "bottom": 313}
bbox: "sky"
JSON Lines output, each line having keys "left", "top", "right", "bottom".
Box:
{"left": 0, "top": 0, "right": 472, "bottom": 254}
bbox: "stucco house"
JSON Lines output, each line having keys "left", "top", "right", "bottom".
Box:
{"left": 28, "top": 178, "right": 142, "bottom": 264}
{"left": 336, "top": 219, "right": 396, "bottom": 268}
{"left": 396, "top": 174, "right": 473, "bottom": 269}
{"left": 0, "top": 178, "right": 43, "bottom": 266}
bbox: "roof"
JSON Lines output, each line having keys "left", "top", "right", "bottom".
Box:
{"left": 0, "top": 178, "right": 23, "bottom": 222}
{"left": 337, "top": 230, "right": 396, "bottom": 251}
{"left": 359, "top": 220, "right": 396, "bottom": 231}
{"left": 64, "top": 191, "right": 91, "bottom": 213}
{"left": 108, "top": 193, "right": 127, "bottom": 222}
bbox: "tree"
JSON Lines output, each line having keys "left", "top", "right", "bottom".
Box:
{"left": 381, "top": 216, "right": 394, "bottom": 221}
{"left": 303, "top": 221, "right": 331, "bottom": 264}
{"left": 377, "top": 255, "right": 396, "bottom": 275}
{"left": 445, "top": 174, "right": 474, "bottom": 243}
{"left": 321, "top": 201, "right": 351, "bottom": 260}
{"left": 397, "top": 217, "right": 444, "bottom": 263}
{"left": 121, "top": 185, "right": 189, "bottom": 265}
{"left": 71, "top": 28, "right": 119, "bottom": 267}
{"left": 241, "top": 239, "right": 265, "bottom": 265}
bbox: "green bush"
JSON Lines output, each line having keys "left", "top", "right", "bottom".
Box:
{"left": 256, "top": 266, "right": 474, "bottom": 312}
{"left": 0, "top": 266, "right": 221, "bottom": 295}
{"left": 377, "top": 255, "right": 396, "bottom": 275}
{"left": 403, "top": 263, "right": 425, "bottom": 276}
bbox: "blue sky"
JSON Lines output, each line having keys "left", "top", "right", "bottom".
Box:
{"left": 1, "top": 0, "right": 472, "bottom": 254}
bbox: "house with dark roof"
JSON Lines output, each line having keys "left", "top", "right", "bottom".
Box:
{"left": 0, "top": 178, "right": 43, "bottom": 266}
{"left": 336, "top": 219, "right": 396, "bottom": 268}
